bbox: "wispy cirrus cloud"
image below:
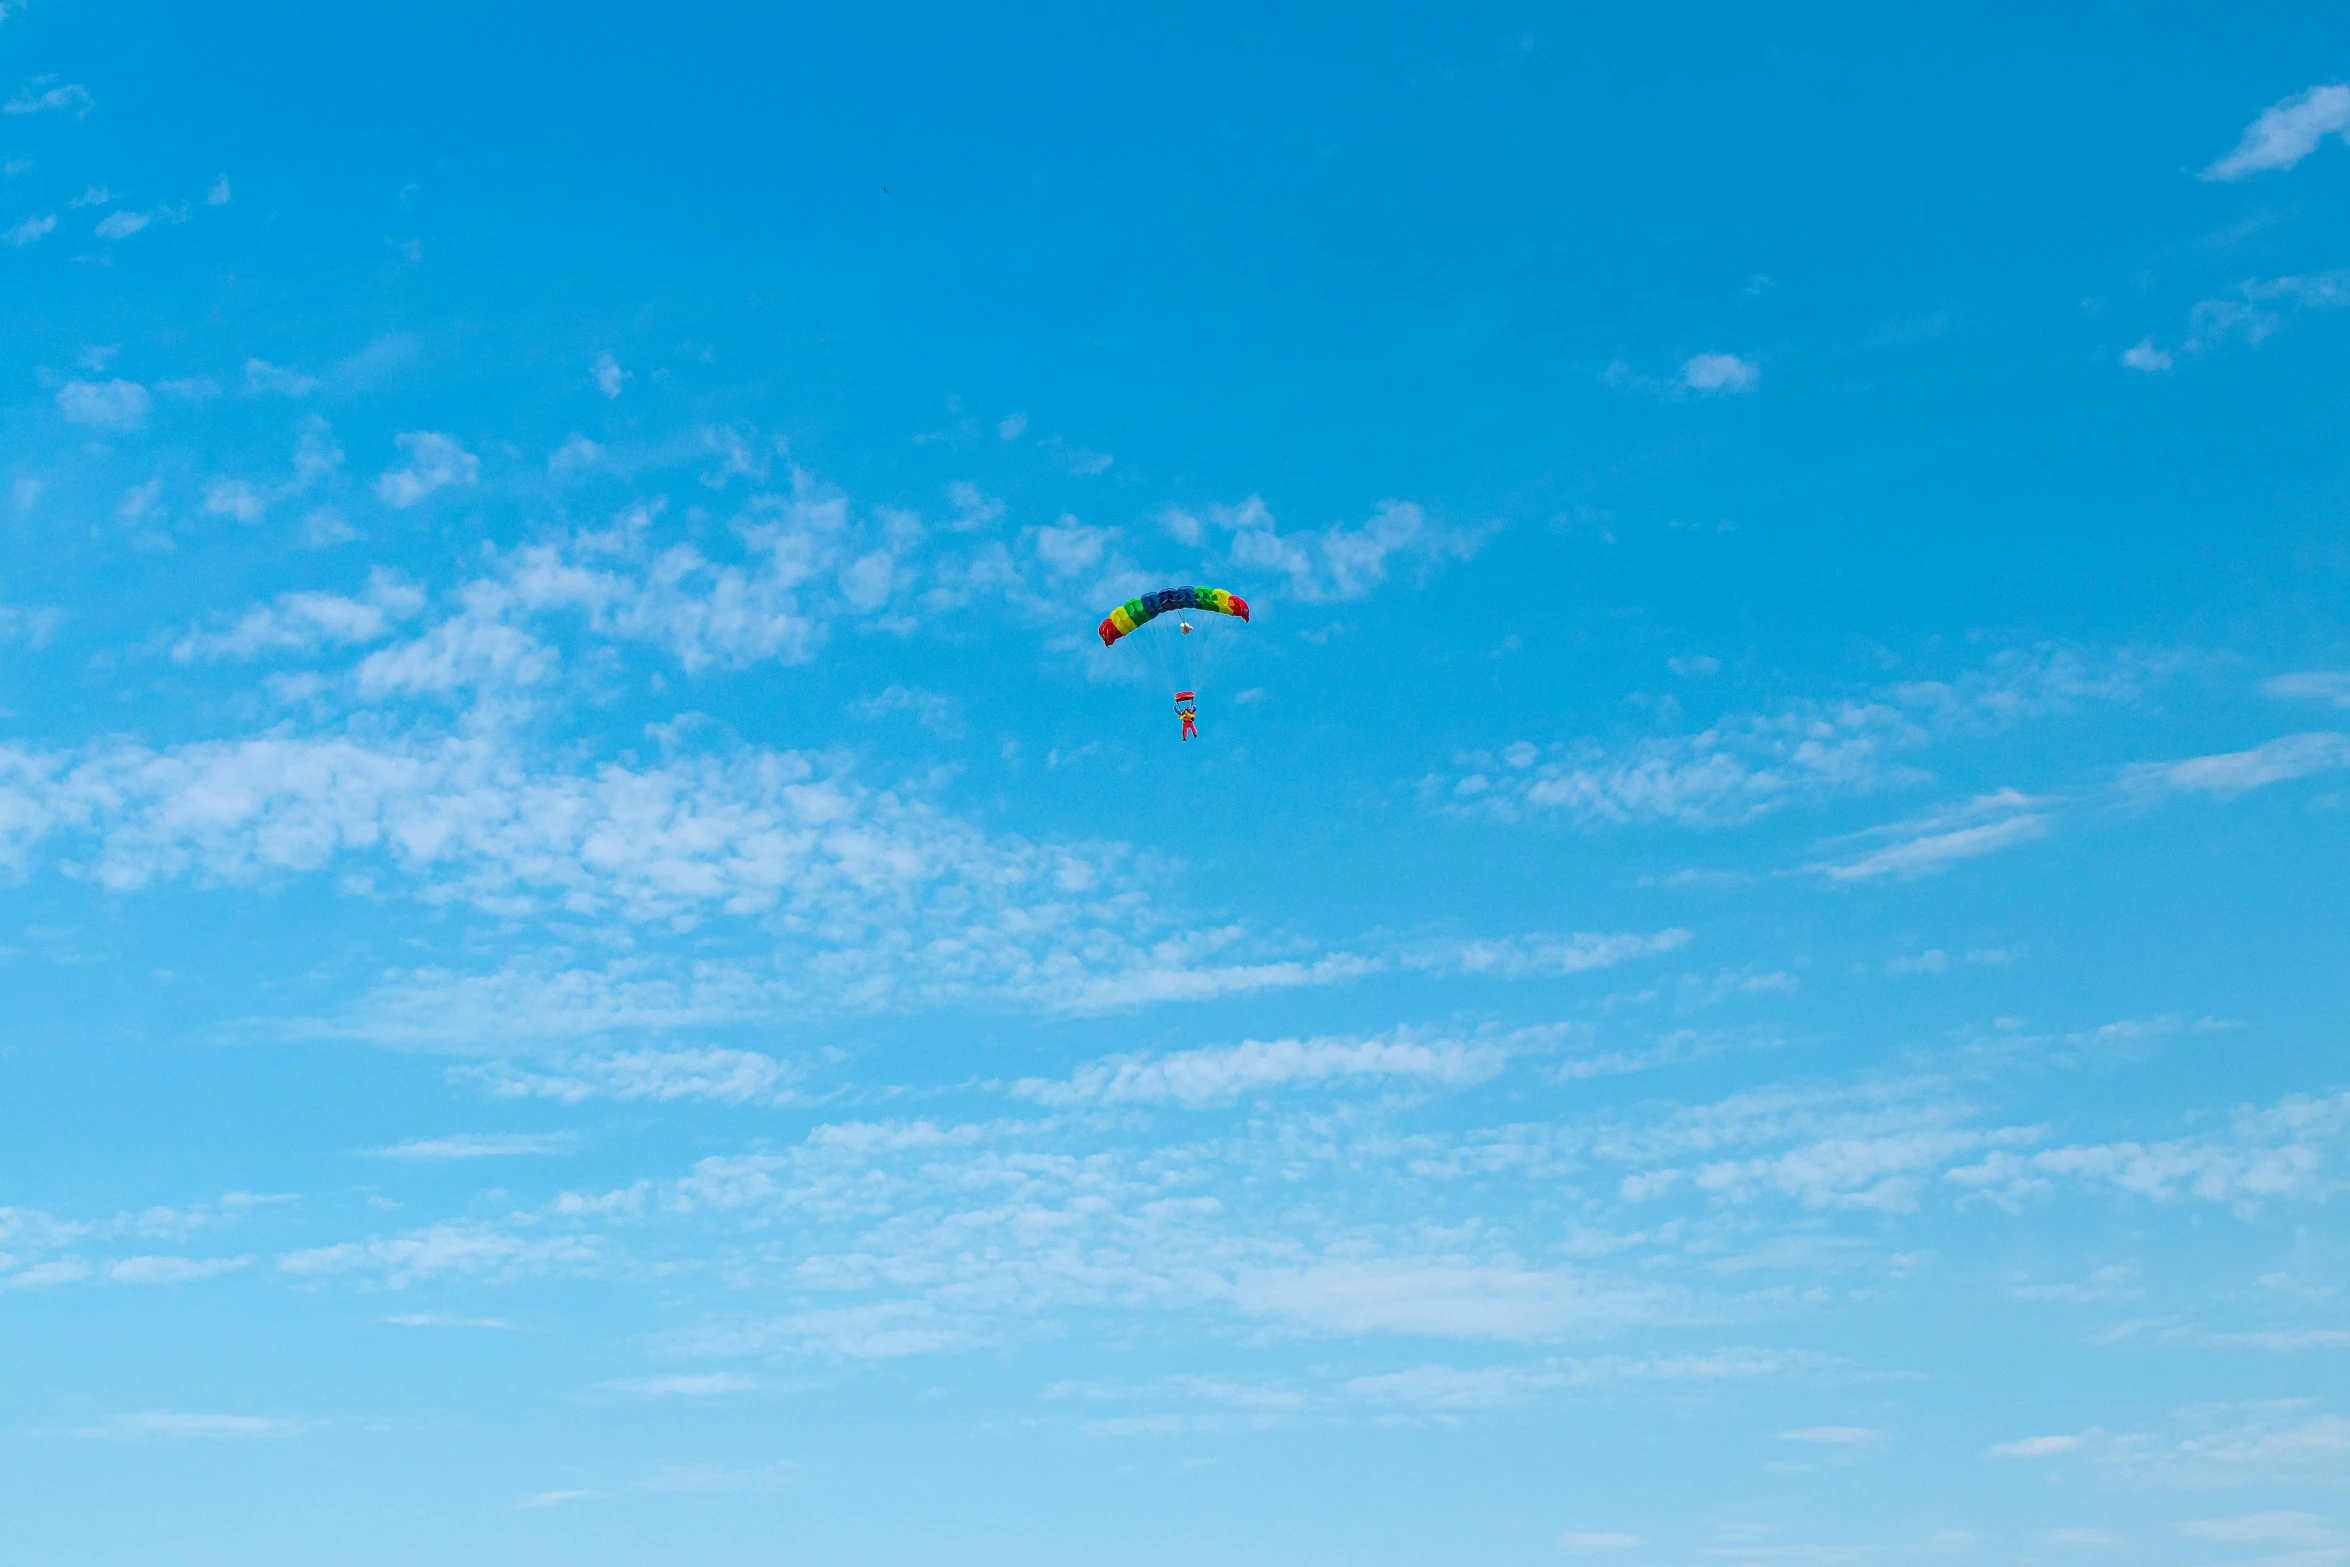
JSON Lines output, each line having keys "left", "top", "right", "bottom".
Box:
{"left": 1231, "top": 1257, "right": 1671, "bottom": 1341}
{"left": 2263, "top": 671, "right": 2350, "bottom": 709}
{"left": 1346, "top": 1349, "right": 1807, "bottom": 1409}
{"left": 4, "top": 75, "right": 92, "bottom": 116}
{"left": 371, "top": 1133, "right": 574, "bottom": 1160}
{"left": 1443, "top": 647, "right": 2161, "bottom": 830}
{"left": 1401, "top": 927, "right": 1692, "bottom": 977}
{"left": 1011, "top": 1027, "right": 1511, "bottom": 1108}
{"left": 75, "top": 1412, "right": 314, "bottom": 1442}
{"left": 600, "top": 1373, "right": 754, "bottom": 1396}
{"left": 2202, "top": 84, "right": 2350, "bottom": 180}
{"left": 458, "top": 1048, "right": 803, "bottom": 1106}
{"left": 1812, "top": 793, "right": 2051, "bottom": 882}
{"left": 2123, "top": 732, "right": 2350, "bottom": 798}
{"left": 108, "top": 1254, "right": 254, "bottom": 1284}
{"left": 1779, "top": 1425, "right": 1883, "bottom": 1445}
{"left": 2133, "top": 271, "right": 2350, "bottom": 367}
{"left": 1948, "top": 1090, "right": 2350, "bottom": 1209}
{"left": 278, "top": 1221, "right": 605, "bottom": 1287}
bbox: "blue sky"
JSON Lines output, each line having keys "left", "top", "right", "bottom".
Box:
{"left": 3, "top": 3, "right": 2349, "bottom": 1562}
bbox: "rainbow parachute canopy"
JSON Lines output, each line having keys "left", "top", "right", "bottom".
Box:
{"left": 1098, "top": 586, "right": 1250, "bottom": 647}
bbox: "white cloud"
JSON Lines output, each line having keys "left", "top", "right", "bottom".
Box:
{"left": 115, "top": 479, "right": 163, "bottom": 524}
{"left": 2010, "top": 1265, "right": 2139, "bottom": 1305}
{"left": 279, "top": 1221, "right": 603, "bottom": 1287}
{"left": 2179, "top": 1512, "right": 2342, "bottom": 1546}
{"left": 592, "top": 351, "right": 629, "bottom": 398}
{"left": 1988, "top": 1433, "right": 2083, "bottom": 1458}
{"left": 1404, "top": 927, "right": 1691, "bottom": 977}
{"left": 2184, "top": 270, "right": 2350, "bottom": 353}
{"left": 514, "top": 1489, "right": 593, "bottom": 1509}
{"left": 205, "top": 175, "right": 231, "bottom": 205}
{"left": 56, "top": 379, "right": 151, "bottom": 430}
{"left": 683, "top": 1299, "right": 979, "bottom": 1359}
{"left": 4, "top": 76, "right": 92, "bottom": 116}
{"left": 171, "top": 570, "right": 424, "bottom": 661}
{"left": 494, "top": 489, "right": 846, "bottom": 670}
{"left": 1560, "top": 1533, "right": 1643, "bottom": 1553}
{"left": 1815, "top": 807, "right": 2049, "bottom": 882}
{"left": 1031, "top": 518, "right": 1109, "bottom": 578}
{"left": 2124, "top": 732, "right": 2350, "bottom": 798}
{"left": 375, "top": 431, "right": 479, "bottom": 507}
{"left": 0, "top": 710, "right": 1372, "bottom": 1023}
{"left": 998, "top": 411, "right": 1027, "bottom": 439}
{"left": 1344, "top": 1350, "right": 1800, "bottom": 1410}
{"left": 245, "top": 359, "right": 317, "bottom": 396}
{"left": 78, "top": 1412, "right": 311, "bottom": 1441}
{"left": 1444, "top": 647, "right": 2162, "bottom": 830}
{"left": 2044, "top": 1529, "right": 2120, "bottom": 1547}
{"left": 2203, "top": 84, "right": 2350, "bottom": 180}
{"left": 2154, "top": 1408, "right": 2350, "bottom": 1484}
{"left": 2096, "top": 1318, "right": 2350, "bottom": 1351}
{"left": 301, "top": 508, "right": 355, "bottom": 547}
{"left": 0, "top": 605, "right": 63, "bottom": 647}
{"left": 1779, "top": 1425, "right": 1882, "bottom": 1444}
{"left": 1948, "top": 1089, "right": 2350, "bottom": 1208}
{"left": 1041, "top": 435, "right": 1113, "bottom": 475}
{"left": 352, "top": 590, "right": 554, "bottom": 695}
{"left": 0, "top": 1258, "right": 90, "bottom": 1290}
{"left": 838, "top": 547, "right": 895, "bottom": 611}
{"left": 459, "top": 1048, "right": 799, "bottom": 1106}
{"left": 2120, "top": 336, "right": 2173, "bottom": 372}
{"left": 2, "top": 211, "right": 52, "bottom": 244}
{"left": 548, "top": 434, "right": 602, "bottom": 476}
{"left": 855, "top": 684, "right": 963, "bottom": 736}
{"left": 1015, "top": 1029, "right": 1507, "bottom": 1108}
{"left": 1232, "top": 1259, "right": 1663, "bottom": 1341}
{"left": 600, "top": 1373, "right": 755, "bottom": 1396}
{"left": 947, "top": 481, "right": 1004, "bottom": 530}
{"left": 2263, "top": 671, "right": 2350, "bottom": 709}
{"left": 202, "top": 479, "right": 266, "bottom": 524}
{"left": 1682, "top": 352, "right": 1759, "bottom": 393}
{"left": 372, "top": 1133, "right": 573, "bottom": 1159}
{"left": 1167, "top": 495, "right": 1490, "bottom": 603}
{"left": 109, "top": 1254, "right": 254, "bottom": 1283}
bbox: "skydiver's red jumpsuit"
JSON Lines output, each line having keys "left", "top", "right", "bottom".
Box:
{"left": 1179, "top": 706, "right": 1198, "bottom": 741}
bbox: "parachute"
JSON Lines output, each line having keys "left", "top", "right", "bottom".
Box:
{"left": 1097, "top": 586, "right": 1251, "bottom": 739}
{"left": 1097, "top": 586, "right": 1249, "bottom": 646}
